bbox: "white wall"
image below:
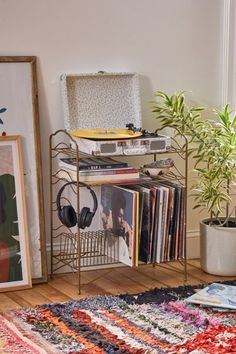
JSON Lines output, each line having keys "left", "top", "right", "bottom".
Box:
{"left": 0, "top": 0, "right": 225, "bottom": 257}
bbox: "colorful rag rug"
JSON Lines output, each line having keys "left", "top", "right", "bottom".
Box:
{"left": 1, "top": 282, "right": 236, "bottom": 354}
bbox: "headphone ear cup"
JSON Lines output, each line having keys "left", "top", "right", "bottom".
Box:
{"left": 85, "top": 211, "right": 94, "bottom": 228}
{"left": 60, "top": 205, "right": 77, "bottom": 228}
{"left": 78, "top": 207, "right": 93, "bottom": 229}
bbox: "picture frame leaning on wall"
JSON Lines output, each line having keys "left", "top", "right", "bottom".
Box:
{"left": 0, "top": 135, "right": 32, "bottom": 292}
{"left": 0, "top": 56, "right": 47, "bottom": 282}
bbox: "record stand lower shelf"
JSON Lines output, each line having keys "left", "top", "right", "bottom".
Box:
{"left": 52, "top": 230, "right": 120, "bottom": 272}
{"left": 51, "top": 228, "right": 188, "bottom": 293}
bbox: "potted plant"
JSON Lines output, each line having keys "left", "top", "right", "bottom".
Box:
{"left": 152, "top": 91, "right": 236, "bottom": 276}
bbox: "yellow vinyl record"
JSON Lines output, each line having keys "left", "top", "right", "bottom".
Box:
{"left": 70, "top": 128, "right": 142, "bottom": 140}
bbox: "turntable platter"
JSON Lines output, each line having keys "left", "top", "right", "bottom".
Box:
{"left": 70, "top": 128, "right": 142, "bottom": 140}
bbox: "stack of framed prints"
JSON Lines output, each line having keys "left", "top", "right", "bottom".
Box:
{"left": 0, "top": 56, "right": 47, "bottom": 290}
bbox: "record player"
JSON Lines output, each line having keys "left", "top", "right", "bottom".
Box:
{"left": 61, "top": 72, "right": 171, "bottom": 156}
{"left": 70, "top": 124, "right": 171, "bottom": 156}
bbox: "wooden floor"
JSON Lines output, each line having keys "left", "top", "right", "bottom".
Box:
{"left": 1, "top": 259, "right": 235, "bottom": 312}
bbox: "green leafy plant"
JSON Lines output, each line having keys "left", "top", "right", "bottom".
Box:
{"left": 152, "top": 91, "right": 236, "bottom": 224}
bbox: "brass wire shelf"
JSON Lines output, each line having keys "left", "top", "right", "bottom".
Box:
{"left": 52, "top": 230, "right": 119, "bottom": 272}
{"left": 49, "top": 129, "right": 188, "bottom": 293}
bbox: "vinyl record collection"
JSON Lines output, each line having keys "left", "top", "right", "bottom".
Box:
{"left": 100, "top": 182, "right": 185, "bottom": 267}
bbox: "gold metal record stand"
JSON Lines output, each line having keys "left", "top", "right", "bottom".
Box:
{"left": 49, "top": 129, "right": 188, "bottom": 293}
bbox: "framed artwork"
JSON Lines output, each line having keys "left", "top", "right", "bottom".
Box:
{"left": 0, "top": 136, "right": 31, "bottom": 291}
{"left": 0, "top": 57, "right": 47, "bottom": 282}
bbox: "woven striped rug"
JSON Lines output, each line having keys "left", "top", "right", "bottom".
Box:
{"left": 1, "top": 282, "right": 236, "bottom": 353}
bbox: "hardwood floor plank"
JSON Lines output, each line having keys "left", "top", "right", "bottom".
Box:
{"left": 3, "top": 292, "right": 33, "bottom": 309}
{"left": 80, "top": 282, "right": 113, "bottom": 296}
{"left": 34, "top": 284, "right": 73, "bottom": 303}
{"left": 10, "top": 289, "right": 53, "bottom": 307}
{"left": 0, "top": 293, "right": 21, "bottom": 312}
{"left": 136, "top": 264, "right": 187, "bottom": 288}
{"left": 156, "top": 262, "right": 207, "bottom": 285}
{"left": 111, "top": 267, "right": 156, "bottom": 291}
{"left": 170, "top": 261, "right": 208, "bottom": 284}
{"left": 1, "top": 260, "right": 235, "bottom": 311}
{"left": 49, "top": 276, "right": 82, "bottom": 299}
{"left": 84, "top": 275, "right": 128, "bottom": 295}
{"left": 104, "top": 268, "right": 146, "bottom": 294}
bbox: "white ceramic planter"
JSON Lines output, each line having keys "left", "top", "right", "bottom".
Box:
{"left": 200, "top": 218, "right": 236, "bottom": 276}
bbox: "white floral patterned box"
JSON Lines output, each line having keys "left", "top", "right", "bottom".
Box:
{"left": 60, "top": 72, "right": 142, "bottom": 131}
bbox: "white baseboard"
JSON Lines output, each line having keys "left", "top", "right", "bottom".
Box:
{"left": 186, "top": 230, "right": 200, "bottom": 259}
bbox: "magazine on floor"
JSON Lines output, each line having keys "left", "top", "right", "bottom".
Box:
{"left": 185, "top": 283, "right": 236, "bottom": 309}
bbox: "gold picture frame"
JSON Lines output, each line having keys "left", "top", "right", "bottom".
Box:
{"left": 0, "top": 57, "right": 47, "bottom": 282}
{"left": 0, "top": 136, "right": 31, "bottom": 291}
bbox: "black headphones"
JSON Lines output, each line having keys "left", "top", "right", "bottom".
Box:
{"left": 56, "top": 181, "right": 98, "bottom": 229}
